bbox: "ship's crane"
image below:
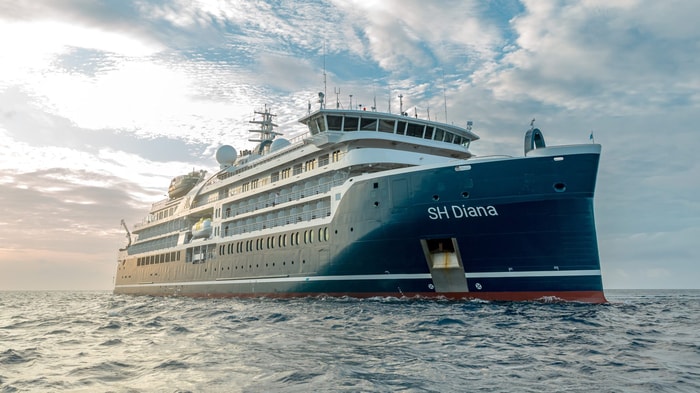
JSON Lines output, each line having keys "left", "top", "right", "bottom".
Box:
{"left": 119, "top": 219, "right": 132, "bottom": 251}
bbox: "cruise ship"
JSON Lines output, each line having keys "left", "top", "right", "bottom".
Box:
{"left": 114, "top": 95, "right": 606, "bottom": 302}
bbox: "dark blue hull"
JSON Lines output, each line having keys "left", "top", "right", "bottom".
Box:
{"left": 316, "top": 149, "right": 603, "bottom": 301}
{"left": 115, "top": 148, "right": 605, "bottom": 302}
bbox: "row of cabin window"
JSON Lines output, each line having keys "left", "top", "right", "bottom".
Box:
{"left": 312, "top": 115, "right": 467, "bottom": 145}
{"left": 234, "top": 152, "right": 340, "bottom": 199}
{"left": 219, "top": 227, "right": 330, "bottom": 255}
{"left": 137, "top": 251, "right": 181, "bottom": 266}
{"left": 148, "top": 206, "right": 177, "bottom": 224}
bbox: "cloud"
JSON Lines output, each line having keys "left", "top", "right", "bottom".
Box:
{"left": 600, "top": 227, "right": 700, "bottom": 289}
{"left": 0, "top": 0, "right": 698, "bottom": 291}
{"left": 486, "top": 1, "right": 700, "bottom": 113}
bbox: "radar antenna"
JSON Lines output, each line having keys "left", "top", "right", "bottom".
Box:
{"left": 318, "top": 92, "right": 325, "bottom": 109}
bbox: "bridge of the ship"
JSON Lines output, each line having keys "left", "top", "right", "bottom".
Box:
{"left": 298, "top": 109, "right": 479, "bottom": 147}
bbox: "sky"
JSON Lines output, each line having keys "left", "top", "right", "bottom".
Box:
{"left": 0, "top": 0, "right": 698, "bottom": 291}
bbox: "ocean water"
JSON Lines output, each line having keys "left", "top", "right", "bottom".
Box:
{"left": 1, "top": 290, "right": 699, "bottom": 393}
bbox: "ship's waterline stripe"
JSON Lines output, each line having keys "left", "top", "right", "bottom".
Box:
{"left": 115, "top": 270, "right": 601, "bottom": 289}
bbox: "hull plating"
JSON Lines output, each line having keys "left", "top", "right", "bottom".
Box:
{"left": 115, "top": 150, "right": 605, "bottom": 302}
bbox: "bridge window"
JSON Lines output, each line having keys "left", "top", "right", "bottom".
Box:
{"left": 344, "top": 116, "right": 358, "bottom": 131}
{"left": 424, "top": 126, "right": 434, "bottom": 140}
{"left": 308, "top": 119, "right": 319, "bottom": 134}
{"left": 327, "top": 115, "right": 343, "bottom": 131}
{"left": 406, "top": 123, "right": 424, "bottom": 138}
{"left": 444, "top": 132, "right": 454, "bottom": 143}
{"left": 360, "top": 118, "right": 377, "bottom": 131}
{"left": 397, "top": 121, "right": 407, "bottom": 135}
{"left": 434, "top": 128, "right": 445, "bottom": 141}
{"left": 453, "top": 135, "right": 462, "bottom": 145}
{"left": 379, "top": 119, "right": 395, "bottom": 133}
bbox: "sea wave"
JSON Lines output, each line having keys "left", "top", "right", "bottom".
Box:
{"left": 0, "top": 290, "right": 699, "bottom": 392}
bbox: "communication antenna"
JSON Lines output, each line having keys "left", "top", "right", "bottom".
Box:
{"left": 387, "top": 89, "right": 392, "bottom": 113}
{"left": 318, "top": 92, "right": 325, "bottom": 109}
{"left": 398, "top": 94, "right": 404, "bottom": 116}
{"left": 349, "top": 94, "right": 353, "bottom": 110}
{"left": 372, "top": 95, "right": 377, "bottom": 112}
{"left": 442, "top": 68, "right": 448, "bottom": 123}
{"left": 334, "top": 87, "right": 341, "bottom": 109}
{"left": 323, "top": 41, "right": 327, "bottom": 106}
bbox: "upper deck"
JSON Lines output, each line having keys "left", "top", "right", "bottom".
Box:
{"left": 298, "top": 109, "right": 479, "bottom": 147}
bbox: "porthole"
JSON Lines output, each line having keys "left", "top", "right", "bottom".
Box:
{"left": 432, "top": 195, "right": 440, "bottom": 201}
{"left": 374, "top": 201, "right": 379, "bottom": 207}
{"left": 553, "top": 182, "right": 567, "bottom": 192}
{"left": 461, "top": 191, "right": 470, "bottom": 198}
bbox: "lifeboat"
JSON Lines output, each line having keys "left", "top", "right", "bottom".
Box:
{"left": 191, "top": 217, "right": 212, "bottom": 239}
{"left": 168, "top": 171, "right": 205, "bottom": 199}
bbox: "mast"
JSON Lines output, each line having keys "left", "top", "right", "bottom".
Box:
{"left": 323, "top": 41, "right": 327, "bottom": 106}
{"left": 248, "top": 105, "right": 280, "bottom": 153}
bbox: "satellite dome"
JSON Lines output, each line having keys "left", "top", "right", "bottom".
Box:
{"left": 269, "top": 138, "right": 291, "bottom": 152}
{"left": 215, "top": 145, "right": 237, "bottom": 166}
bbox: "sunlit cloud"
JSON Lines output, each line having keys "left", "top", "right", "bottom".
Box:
{"left": 0, "top": 0, "right": 698, "bottom": 290}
